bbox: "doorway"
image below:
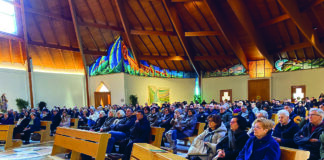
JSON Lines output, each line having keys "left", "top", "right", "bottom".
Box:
{"left": 248, "top": 79, "right": 270, "bottom": 101}
{"left": 94, "top": 83, "right": 111, "bottom": 108}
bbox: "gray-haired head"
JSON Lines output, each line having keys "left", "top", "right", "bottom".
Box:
{"left": 277, "top": 109, "right": 289, "bottom": 117}
{"left": 310, "top": 108, "right": 324, "bottom": 120}
{"left": 256, "top": 110, "right": 268, "bottom": 119}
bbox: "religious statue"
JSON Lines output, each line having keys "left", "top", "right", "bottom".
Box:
{"left": 0, "top": 94, "right": 8, "bottom": 111}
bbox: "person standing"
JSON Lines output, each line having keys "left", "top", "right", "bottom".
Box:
{"left": 0, "top": 94, "right": 8, "bottom": 111}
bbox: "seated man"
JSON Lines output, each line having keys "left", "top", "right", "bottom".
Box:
{"left": 294, "top": 108, "right": 324, "bottom": 160}
{"left": 106, "top": 108, "right": 136, "bottom": 154}
{"left": 273, "top": 110, "right": 299, "bottom": 148}
{"left": 219, "top": 105, "right": 232, "bottom": 128}
{"left": 40, "top": 109, "right": 51, "bottom": 121}
{"left": 50, "top": 109, "right": 61, "bottom": 135}
{"left": 0, "top": 112, "right": 14, "bottom": 125}
{"left": 13, "top": 113, "right": 30, "bottom": 138}
{"left": 89, "top": 111, "right": 107, "bottom": 131}
{"left": 22, "top": 113, "right": 41, "bottom": 144}
{"left": 284, "top": 104, "right": 298, "bottom": 121}
{"left": 122, "top": 110, "right": 150, "bottom": 160}
{"left": 238, "top": 105, "right": 255, "bottom": 127}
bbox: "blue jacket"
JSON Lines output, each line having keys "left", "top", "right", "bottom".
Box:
{"left": 237, "top": 131, "right": 281, "bottom": 160}
{"left": 113, "top": 115, "right": 136, "bottom": 136}
{"left": 294, "top": 106, "right": 306, "bottom": 118}
{"left": 0, "top": 117, "right": 14, "bottom": 125}
{"left": 273, "top": 120, "right": 299, "bottom": 148}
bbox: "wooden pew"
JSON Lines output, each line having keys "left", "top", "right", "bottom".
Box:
{"left": 70, "top": 118, "right": 79, "bottom": 129}
{"left": 51, "top": 127, "right": 110, "bottom": 160}
{"left": 271, "top": 113, "right": 279, "bottom": 124}
{"left": 34, "top": 121, "right": 52, "bottom": 142}
{"left": 182, "top": 123, "right": 206, "bottom": 145}
{"left": 150, "top": 127, "right": 165, "bottom": 148}
{"left": 131, "top": 143, "right": 186, "bottom": 160}
{"left": 280, "top": 146, "right": 310, "bottom": 160}
{"left": 0, "top": 125, "right": 22, "bottom": 150}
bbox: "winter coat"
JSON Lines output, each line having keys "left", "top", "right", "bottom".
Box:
{"left": 148, "top": 113, "right": 160, "bottom": 126}
{"left": 196, "top": 112, "right": 208, "bottom": 123}
{"left": 216, "top": 130, "right": 249, "bottom": 160}
{"left": 111, "top": 115, "right": 136, "bottom": 136}
{"left": 91, "top": 115, "right": 107, "bottom": 131}
{"left": 294, "top": 106, "right": 306, "bottom": 118}
{"left": 237, "top": 131, "right": 280, "bottom": 160}
{"left": 100, "top": 117, "right": 116, "bottom": 132}
{"left": 273, "top": 120, "right": 299, "bottom": 148}
{"left": 157, "top": 113, "right": 173, "bottom": 131}
{"left": 130, "top": 116, "right": 151, "bottom": 143}
{"left": 294, "top": 122, "right": 324, "bottom": 160}
{"left": 191, "top": 122, "right": 227, "bottom": 160}
{"left": 179, "top": 115, "right": 197, "bottom": 137}
{"left": 220, "top": 111, "right": 232, "bottom": 128}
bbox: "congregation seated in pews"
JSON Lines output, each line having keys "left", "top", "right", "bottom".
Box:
{"left": 1, "top": 93, "right": 324, "bottom": 160}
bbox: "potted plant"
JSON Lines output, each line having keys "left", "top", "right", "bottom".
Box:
{"left": 129, "top": 95, "right": 138, "bottom": 106}
{"left": 16, "top": 98, "right": 29, "bottom": 112}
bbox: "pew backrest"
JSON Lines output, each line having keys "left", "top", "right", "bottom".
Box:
{"left": 70, "top": 118, "right": 79, "bottom": 129}
{"left": 280, "top": 146, "right": 310, "bottom": 160}
{"left": 150, "top": 127, "right": 165, "bottom": 148}
{"left": 51, "top": 127, "right": 110, "bottom": 160}
{"left": 0, "top": 125, "right": 22, "bottom": 150}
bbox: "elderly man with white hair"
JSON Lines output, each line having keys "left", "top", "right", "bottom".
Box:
{"left": 294, "top": 108, "right": 324, "bottom": 160}
{"left": 220, "top": 105, "right": 232, "bottom": 128}
{"left": 273, "top": 110, "right": 299, "bottom": 148}
{"left": 89, "top": 111, "right": 107, "bottom": 131}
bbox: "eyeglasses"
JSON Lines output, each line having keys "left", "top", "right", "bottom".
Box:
{"left": 309, "top": 114, "right": 320, "bottom": 117}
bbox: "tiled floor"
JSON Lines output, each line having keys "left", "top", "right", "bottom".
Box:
{"left": 0, "top": 140, "right": 190, "bottom": 160}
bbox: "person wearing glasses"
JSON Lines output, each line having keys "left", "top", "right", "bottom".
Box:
{"left": 294, "top": 108, "right": 324, "bottom": 160}
{"left": 237, "top": 118, "right": 280, "bottom": 160}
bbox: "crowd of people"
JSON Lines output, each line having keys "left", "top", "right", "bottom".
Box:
{"left": 0, "top": 93, "right": 324, "bottom": 160}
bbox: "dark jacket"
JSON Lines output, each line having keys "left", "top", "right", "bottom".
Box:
{"left": 237, "top": 131, "right": 280, "bottom": 160}
{"left": 91, "top": 116, "right": 107, "bottom": 131}
{"left": 294, "top": 106, "right": 306, "bottom": 118}
{"left": 29, "top": 117, "right": 41, "bottom": 132}
{"left": 179, "top": 115, "right": 197, "bottom": 137}
{"left": 238, "top": 110, "right": 256, "bottom": 127}
{"left": 0, "top": 117, "right": 14, "bottom": 125}
{"left": 112, "top": 115, "right": 136, "bottom": 136}
{"left": 148, "top": 113, "right": 160, "bottom": 126}
{"left": 294, "top": 122, "right": 324, "bottom": 160}
{"left": 196, "top": 111, "right": 208, "bottom": 123}
{"left": 130, "top": 116, "right": 151, "bottom": 143}
{"left": 41, "top": 114, "right": 52, "bottom": 121}
{"left": 289, "top": 111, "right": 297, "bottom": 121}
{"left": 157, "top": 113, "right": 173, "bottom": 131}
{"left": 100, "top": 117, "right": 116, "bottom": 132}
{"left": 220, "top": 111, "right": 232, "bottom": 128}
{"left": 51, "top": 113, "right": 61, "bottom": 128}
{"left": 216, "top": 130, "right": 249, "bottom": 160}
{"left": 15, "top": 117, "right": 30, "bottom": 132}
{"left": 273, "top": 120, "right": 299, "bottom": 148}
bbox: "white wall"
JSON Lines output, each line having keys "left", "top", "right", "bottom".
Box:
{"left": 124, "top": 74, "right": 195, "bottom": 105}
{"left": 202, "top": 75, "right": 250, "bottom": 102}
{"left": 32, "top": 72, "right": 86, "bottom": 109}
{"left": 271, "top": 68, "right": 324, "bottom": 100}
{"left": 0, "top": 68, "right": 29, "bottom": 111}
{"left": 89, "top": 73, "right": 126, "bottom": 106}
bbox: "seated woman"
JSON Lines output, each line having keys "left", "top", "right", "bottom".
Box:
{"left": 89, "top": 111, "right": 107, "bottom": 131}
{"left": 148, "top": 107, "right": 160, "bottom": 126}
{"left": 77, "top": 109, "right": 88, "bottom": 128}
{"left": 237, "top": 118, "right": 280, "bottom": 160}
{"left": 273, "top": 109, "right": 299, "bottom": 148}
{"left": 87, "top": 107, "right": 99, "bottom": 127}
{"left": 59, "top": 111, "right": 70, "bottom": 128}
{"left": 99, "top": 110, "right": 116, "bottom": 132}
{"left": 166, "top": 108, "right": 184, "bottom": 148}
{"left": 215, "top": 116, "right": 249, "bottom": 160}
{"left": 188, "top": 114, "right": 227, "bottom": 160}
{"left": 166, "top": 108, "right": 197, "bottom": 154}
{"left": 0, "top": 112, "right": 14, "bottom": 125}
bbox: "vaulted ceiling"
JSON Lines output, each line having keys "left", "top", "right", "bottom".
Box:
{"left": 0, "top": 0, "right": 323, "bottom": 74}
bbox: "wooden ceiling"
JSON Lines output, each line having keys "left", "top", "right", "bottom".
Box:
{"left": 0, "top": 0, "right": 323, "bottom": 73}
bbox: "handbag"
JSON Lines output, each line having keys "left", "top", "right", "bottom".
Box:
{"left": 31, "top": 133, "right": 41, "bottom": 141}
{"left": 187, "top": 138, "right": 208, "bottom": 155}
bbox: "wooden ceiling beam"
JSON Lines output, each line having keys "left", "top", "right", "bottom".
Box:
{"left": 194, "top": 55, "right": 236, "bottom": 61}
{"left": 204, "top": 0, "right": 248, "bottom": 70}
{"left": 184, "top": 31, "right": 222, "bottom": 37}
{"left": 25, "top": 7, "right": 72, "bottom": 23}
{"left": 130, "top": 30, "right": 176, "bottom": 36}
{"left": 301, "top": 0, "right": 324, "bottom": 12}
{"left": 0, "top": 31, "right": 24, "bottom": 41}
{"left": 275, "top": 42, "right": 313, "bottom": 53}
{"left": 162, "top": 0, "right": 200, "bottom": 75}
{"left": 139, "top": 55, "right": 188, "bottom": 61}
{"left": 78, "top": 22, "right": 123, "bottom": 32}
{"left": 227, "top": 0, "right": 274, "bottom": 67}
{"left": 115, "top": 0, "right": 139, "bottom": 65}
{"left": 278, "top": 0, "right": 324, "bottom": 57}
{"left": 257, "top": 14, "right": 290, "bottom": 28}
